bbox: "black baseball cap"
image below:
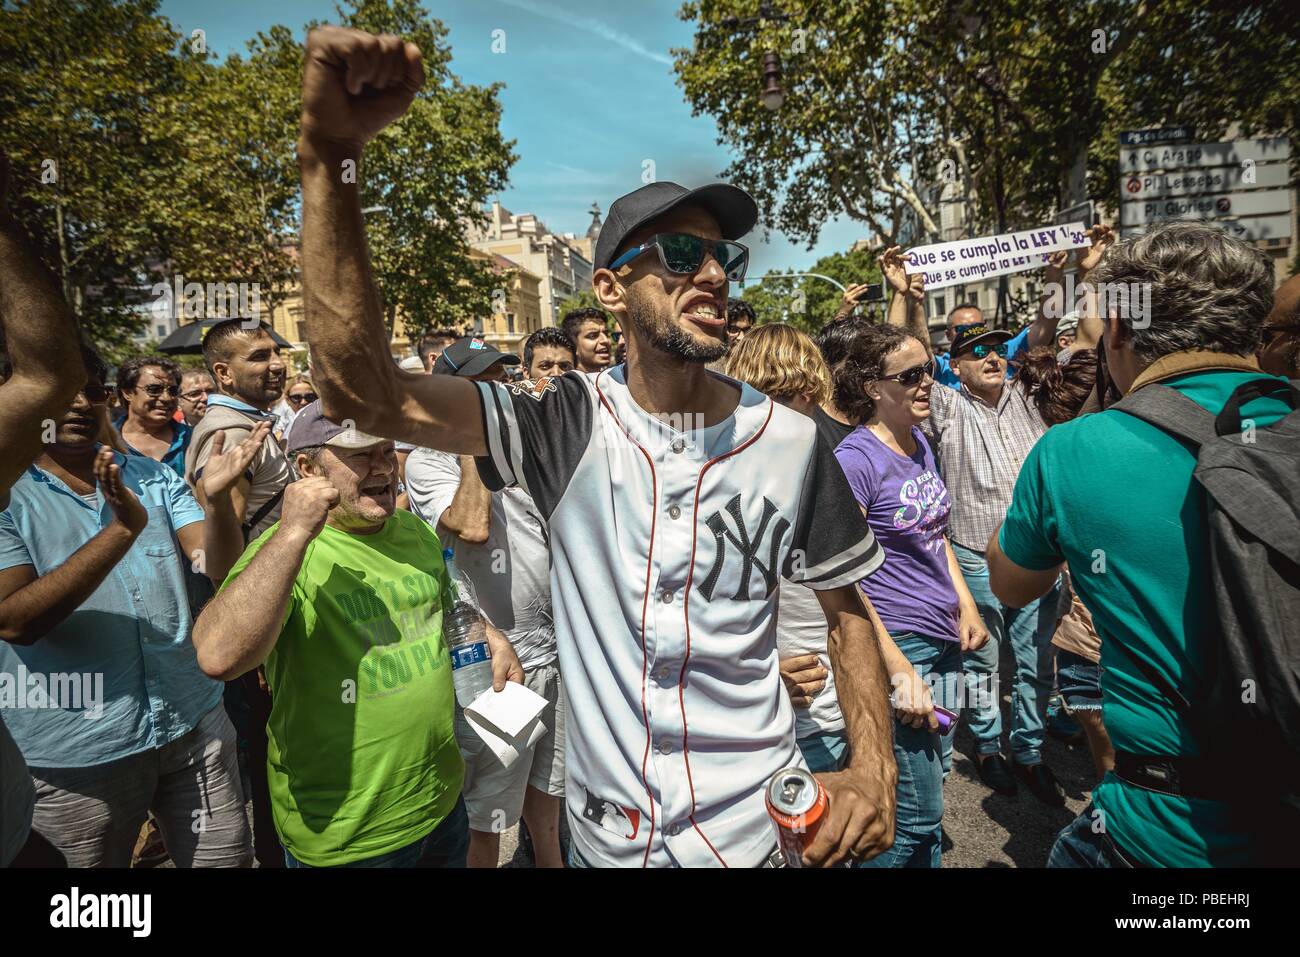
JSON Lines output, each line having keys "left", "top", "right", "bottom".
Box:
{"left": 593, "top": 181, "right": 759, "bottom": 271}
{"left": 950, "top": 322, "right": 1013, "bottom": 356}
{"left": 431, "top": 336, "right": 521, "bottom": 377}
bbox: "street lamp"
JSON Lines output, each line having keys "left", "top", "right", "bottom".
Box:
{"left": 761, "top": 53, "right": 785, "bottom": 111}
{"left": 714, "top": 5, "right": 791, "bottom": 110}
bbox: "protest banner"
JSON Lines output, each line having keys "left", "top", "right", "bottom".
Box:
{"left": 902, "top": 222, "right": 1089, "bottom": 291}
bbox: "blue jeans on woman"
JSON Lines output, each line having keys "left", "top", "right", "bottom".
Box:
{"left": 952, "top": 543, "right": 1060, "bottom": 765}
{"left": 859, "top": 632, "right": 962, "bottom": 869}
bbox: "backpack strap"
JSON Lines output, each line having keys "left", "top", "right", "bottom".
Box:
{"left": 1214, "top": 377, "right": 1300, "bottom": 436}
{"left": 1110, "top": 383, "right": 1217, "bottom": 449}
{"left": 242, "top": 488, "right": 285, "bottom": 544}
{"left": 1104, "top": 639, "right": 1192, "bottom": 715}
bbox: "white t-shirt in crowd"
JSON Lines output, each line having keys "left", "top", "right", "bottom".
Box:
{"left": 775, "top": 578, "right": 845, "bottom": 740}
{"left": 404, "top": 447, "right": 557, "bottom": 671}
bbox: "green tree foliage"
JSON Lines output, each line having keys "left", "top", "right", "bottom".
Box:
{"left": 674, "top": 0, "right": 1300, "bottom": 246}
{"left": 740, "top": 242, "right": 884, "bottom": 334}
{"left": 0, "top": 0, "right": 515, "bottom": 351}
{"left": 0, "top": 0, "right": 199, "bottom": 350}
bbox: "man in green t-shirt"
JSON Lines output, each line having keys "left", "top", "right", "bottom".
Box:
{"left": 194, "top": 402, "right": 522, "bottom": 867}
{"left": 987, "top": 221, "right": 1290, "bottom": 867}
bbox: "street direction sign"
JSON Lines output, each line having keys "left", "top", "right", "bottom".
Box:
{"left": 1122, "top": 163, "right": 1291, "bottom": 201}
{"left": 1121, "top": 189, "right": 1291, "bottom": 227}
{"left": 1123, "top": 213, "right": 1292, "bottom": 242}
{"left": 1120, "top": 127, "right": 1194, "bottom": 147}
{"left": 1119, "top": 137, "right": 1290, "bottom": 174}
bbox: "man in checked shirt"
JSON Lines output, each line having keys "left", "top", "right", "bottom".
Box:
{"left": 921, "top": 322, "right": 1064, "bottom": 806}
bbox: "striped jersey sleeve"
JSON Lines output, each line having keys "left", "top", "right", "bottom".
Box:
{"left": 474, "top": 372, "right": 595, "bottom": 519}
{"left": 782, "top": 429, "right": 885, "bottom": 589}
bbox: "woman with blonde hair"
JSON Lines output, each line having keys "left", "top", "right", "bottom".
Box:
{"left": 725, "top": 324, "right": 854, "bottom": 773}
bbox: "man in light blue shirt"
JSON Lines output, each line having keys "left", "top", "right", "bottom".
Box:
{"left": 0, "top": 157, "right": 88, "bottom": 867}
{"left": 0, "top": 348, "right": 267, "bottom": 867}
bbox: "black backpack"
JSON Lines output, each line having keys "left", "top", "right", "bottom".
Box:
{"left": 1113, "top": 377, "right": 1300, "bottom": 863}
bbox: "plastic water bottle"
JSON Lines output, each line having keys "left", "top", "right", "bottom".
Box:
{"left": 442, "top": 548, "right": 492, "bottom": 708}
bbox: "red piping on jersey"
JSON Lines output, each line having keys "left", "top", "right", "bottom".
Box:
{"left": 680, "top": 398, "right": 774, "bottom": 868}
{"left": 593, "top": 370, "right": 658, "bottom": 868}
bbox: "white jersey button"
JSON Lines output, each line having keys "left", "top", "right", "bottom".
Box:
{"left": 661, "top": 590, "right": 674, "bottom": 604}
{"left": 666, "top": 823, "right": 684, "bottom": 837}
{"left": 668, "top": 505, "right": 682, "bottom": 519}
{"left": 671, "top": 438, "right": 685, "bottom": 454}
{"left": 654, "top": 665, "right": 671, "bottom": 681}
{"left": 657, "top": 740, "right": 673, "bottom": 755}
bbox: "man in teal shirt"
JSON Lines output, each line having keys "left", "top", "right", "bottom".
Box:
{"left": 987, "top": 221, "right": 1291, "bottom": 867}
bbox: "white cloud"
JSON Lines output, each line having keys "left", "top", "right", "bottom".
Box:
{"left": 495, "top": 0, "right": 674, "bottom": 66}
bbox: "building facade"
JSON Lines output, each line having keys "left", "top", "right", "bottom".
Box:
{"left": 467, "top": 201, "right": 595, "bottom": 327}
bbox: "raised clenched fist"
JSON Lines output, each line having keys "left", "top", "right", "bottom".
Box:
{"left": 300, "top": 26, "right": 425, "bottom": 148}
{"left": 278, "top": 475, "right": 340, "bottom": 541}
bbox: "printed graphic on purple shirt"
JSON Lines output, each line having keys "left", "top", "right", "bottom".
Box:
{"left": 834, "top": 426, "right": 961, "bottom": 643}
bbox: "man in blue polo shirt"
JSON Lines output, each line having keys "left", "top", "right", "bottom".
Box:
{"left": 988, "top": 221, "right": 1290, "bottom": 867}
{"left": 0, "top": 347, "right": 266, "bottom": 867}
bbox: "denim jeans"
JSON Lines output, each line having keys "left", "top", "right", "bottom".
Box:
{"left": 953, "top": 543, "right": 1060, "bottom": 765}
{"left": 859, "top": 632, "right": 962, "bottom": 869}
{"left": 1047, "top": 803, "right": 1139, "bottom": 868}
{"left": 797, "top": 729, "right": 849, "bottom": 774}
{"left": 284, "top": 797, "right": 469, "bottom": 868}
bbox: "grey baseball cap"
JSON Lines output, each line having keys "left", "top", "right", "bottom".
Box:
{"left": 285, "top": 400, "right": 388, "bottom": 454}
{"left": 593, "top": 181, "right": 759, "bottom": 271}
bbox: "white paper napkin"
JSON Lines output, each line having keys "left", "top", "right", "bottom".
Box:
{"left": 463, "top": 681, "right": 549, "bottom": 769}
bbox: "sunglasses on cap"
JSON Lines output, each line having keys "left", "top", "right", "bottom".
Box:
{"left": 967, "top": 343, "right": 1009, "bottom": 360}
{"left": 878, "top": 358, "right": 936, "bottom": 387}
{"left": 608, "top": 233, "right": 749, "bottom": 282}
{"left": 286, "top": 391, "right": 319, "bottom": 405}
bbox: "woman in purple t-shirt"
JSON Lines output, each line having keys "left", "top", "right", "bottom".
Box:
{"left": 832, "top": 325, "right": 989, "bottom": 868}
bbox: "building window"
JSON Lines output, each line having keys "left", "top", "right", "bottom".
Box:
{"left": 156, "top": 324, "right": 166, "bottom": 338}
{"left": 934, "top": 295, "right": 945, "bottom": 318}
{"left": 507, "top": 313, "right": 516, "bottom": 334}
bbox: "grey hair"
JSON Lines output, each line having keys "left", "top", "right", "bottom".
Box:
{"left": 1089, "top": 222, "right": 1273, "bottom": 362}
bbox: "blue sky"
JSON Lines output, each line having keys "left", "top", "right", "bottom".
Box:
{"left": 158, "top": 0, "right": 866, "bottom": 277}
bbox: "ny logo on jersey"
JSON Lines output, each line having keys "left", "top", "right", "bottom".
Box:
{"left": 697, "top": 494, "right": 790, "bottom": 602}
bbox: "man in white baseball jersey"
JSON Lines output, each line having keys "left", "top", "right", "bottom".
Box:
{"left": 297, "top": 25, "right": 898, "bottom": 867}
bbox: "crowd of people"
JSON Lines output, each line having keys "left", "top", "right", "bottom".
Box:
{"left": 2, "top": 25, "right": 1298, "bottom": 871}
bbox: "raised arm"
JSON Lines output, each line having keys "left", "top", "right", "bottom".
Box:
{"left": 881, "top": 246, "right": 932, "bottom": 355}
{"left": 1025, "top": 250, "right": 1068, "bottom": 351}
{"left": 0, "top": 152, "right": 86, "bottom": 504}
{"left": 193, "top": 476, "right": 338, "bottom": 680}
{"left": 177, "top": 422, "right": 274, "bottom": 584}
{"left": 1071, "top": 225, "right": 1115, "bottom": 353}
{"left": 297, "top": 26, "right": 484, "bottom": 455}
